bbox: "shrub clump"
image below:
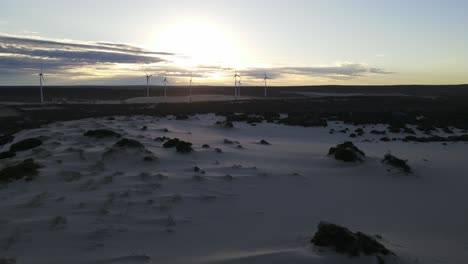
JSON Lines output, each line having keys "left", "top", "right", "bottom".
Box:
{"left": 328, "top": 142, "right": 365, "bottom": 162}
{"left": 163, "top": 138, "right": 181, "bottom": 148}
{"left": 9, "top": 138, "right": 42, "bottom": 152}
{"left": 0, "top": 151, "right": 16, "bottom": 160}
{"left": 114, "top": 138, "right": 144, "bottom": 148}
{"left": 176, "top": 141, "right": 193, "bottom": 154}
{"left": 0, "top": 134, "right": 14, "bottom": 146}
{"left": 311, "top": 222, "right": 392, "bottom": 257}
{"left": 0, "top": 159, "right": 40, "bottom": 183}
{"left": 163, "top": 138, "right": 193, "bottom": 154}
{"left": 382, "top": 152, "right": 413, "bottom": 174}
{"left": 260, "top": 139, "right": 270, "bottom": 145}
{"left": 215, "top": 120, "right": 234, "bottom": 128}
{"left": 83, "top": 129, "right": 122, "bottom": 139}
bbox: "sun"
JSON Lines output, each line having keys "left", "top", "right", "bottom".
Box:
{"left": 154, "top": 19, "right": 242, "bottom": 67}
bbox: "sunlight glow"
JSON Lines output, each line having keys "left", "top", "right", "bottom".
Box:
{"left": 154, "top": 19, "right": 243, "bottom": 68}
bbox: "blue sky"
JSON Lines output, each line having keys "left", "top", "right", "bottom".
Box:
{"left": 1, "top": 0, "right": 467, "bottom": 85}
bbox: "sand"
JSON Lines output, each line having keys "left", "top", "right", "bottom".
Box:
{"left": 0, "top": 115, "right": 467, "bottom": 264}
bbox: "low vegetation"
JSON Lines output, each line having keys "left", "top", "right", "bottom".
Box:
{"left": 83, "top": 129, "right": 122, "bottom": 139}
{"left": 0, "top": 151, "right": 15, "bottom": 160}
{"left": 328, "top": 142, "right": 365, "bottom": 162}
{"left": 9, "top": 138, "right": 42, "bottom": 152}
{"left": 311, "top": 222, "right": 392, "bottom": 257}
{"left": 163, "top": 138, "right": 194, "bottom": 154}
{"left": 215, "top": 120, "right": 234, "bottom": 128}
{"left": 382, "top": 152, "right": 413, "bottom": 174}
{"left": 0, "top": 159, "right": 41, "bottom": 184}
{"left": 0, "top": 134, "right": 14, "bottom": 146}
{"left": 114, "top": 138, "right": 144, "bottom": 148}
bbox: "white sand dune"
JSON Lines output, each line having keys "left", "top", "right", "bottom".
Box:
{"left": 0, "top": 115, "right": 467, "bottom": 264}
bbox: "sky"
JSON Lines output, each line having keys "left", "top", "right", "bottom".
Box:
{"left": 0, "top": 0, "right": 467, "bottom": 86}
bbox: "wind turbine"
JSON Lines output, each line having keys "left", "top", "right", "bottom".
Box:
{"left": 233, "top": 70, "right": 240, "bottom": 99}
{"left": 163, "top": 73, "right": 169, "bottom": 99}
{"left": 263, "top": 72, "right": 271, "bottom": 97}
{"left": 144, "top": 71, "right": 154, "bottom": 97}
{"left": 189, "top": 74, "right": 193, "bottom": 103}
{"left": 38, "top": 67, "right": 45, "bottom": 103}
{"left": 237, "top": 75, "right": 242, "bottom": 98}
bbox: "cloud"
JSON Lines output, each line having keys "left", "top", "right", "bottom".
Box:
{"left": 0, "top": 34, "right": 171, "bottom": 76}
{"left": 0, "top": 33, "right": 392, "bottom": 85}
{"left": 241, "top": 64, "right": 392, "bottom": 81}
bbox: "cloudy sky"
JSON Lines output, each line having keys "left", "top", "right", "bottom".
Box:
{"left": 1, "top": 0, "right": 467, "bottom": 86}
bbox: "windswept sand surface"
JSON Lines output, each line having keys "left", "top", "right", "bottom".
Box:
{"left": 1, "top": 115, "right": 468, "bottom": 264}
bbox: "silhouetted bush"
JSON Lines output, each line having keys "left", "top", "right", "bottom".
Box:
{"left": 176, "top": 141, "right": 193, "bottom": 154}
{"left": 154, "top": 136, "right": 170, "bottom": 142}
{"left": 176, "top": 114, "right": 190, "bottom": 120}
{"left": 0, "top": 134, "right": 14, "bottom": 146}
{"left": 328, "top": 142, "right": 365, "bottom": 162}
{"left": 163, "top": 138, "right": 180, "bottom": 148}
{"left": 311, "top": 222, "right": 392, "bottom": 257}
{"left": 382, "top": 153, "right": 412, "bottom": 174}
{"left": 114, "top": 138, "right": 144, "bottom": 148}
{"left": 260, "top": 139, "right": 270, "bottom": 145}
{"left": 9, "top": 138, "right": 42, "bottom": 152}
{"left": 216, "top": 120, "right": 234, "bottom": 128}
{"left": 0, "top": 151, "right": 15, "bottom": 160}
{"left": 0, "top": 159, "right": 40, "bottom": 183}
{"left": 202, "top": 144, "right": 210, "bottom": 148}
{"left": 84, "top": 129, "right": 121, "bottom": 139}
{"left": 163, "top": 138, "right": 193, "bottom": 153}
{"left": 370, "top": 130, "right": 386, "bottom": 135}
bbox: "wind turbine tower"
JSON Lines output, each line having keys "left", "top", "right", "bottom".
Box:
{"left": 38, "top": 67, "right": 45, "bottom": 103}
{"left": 145, "top": 71, "right": 154, "bottom": 97}
{"left": 163, "top": 73, "right": 169, "bottom": 99}
{"left": 189, "top": 74, "right": 193, "bottom": 103}
{"left": 263, "top": 72, "right": 271, "bottom": 97}
{"left": 233, "top": 70, "right": 240, "bottom": 99}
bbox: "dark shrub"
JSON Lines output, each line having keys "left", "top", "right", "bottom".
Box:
{"left": 176, "top": 141, "right": 193, "bottom": 154}
{"left": 143, "top": 156, "right": 155, "bottom": 162}
{"left": 0, "top": 134, "right": 14, "bottom": 146}
{"left": 224, "top": 139, "right": 235, "bottom": 144}
{"left": 216, "top": 120, "right": 234, "bottom": 128}
{"left": 175, "top": 114, "right": 190, "bottom": 120}
{"left": 163, "top": 138, "right": 180, "bottom": 148}
{"left": 328, "top": 142, "right": 365, "bottom": 162}
{"left": 84, "top": 129, "right": 121, "bottom": 139}
{"left": 349, "top": 133, "right": 357, "bottom": 138}
{"left": 403, "top": 127, "right": 415, "bottom": 134}
{"left": 370, "top": 130, "right": 386, "bottom": 135}
{"left": 9, "top": 138, "right": 42, "bottom": 152}
{"left": 0, "top": 151, "right": 15, "bottom": 160}
{"left": 260, "top": 139, "right": 270, "bottom": 145}
{"left": 382, "top": 153, "right": 412, "bottom": 174}
{"left": 0, "top": 159, "right": 40, "bottom": 183}
{"left": 355, "top": 128, "right": 365, "bottom": 136}
{"left": 154, "top": 136, "right": 170, "bottom": 142}
{"left": 202, "top": 144, "right": 211, "bottom": 149}
{"left": 114, "top": 138, "right": 144, "bottom": 148}
{"left": 380, "top": 137, "right": 391, "bottom": 142}
{"left": 311, "top": 222, "right": 392, "bottom": 257}
{"left": 163, "top": 138, "right": 193, "bottom": 153}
